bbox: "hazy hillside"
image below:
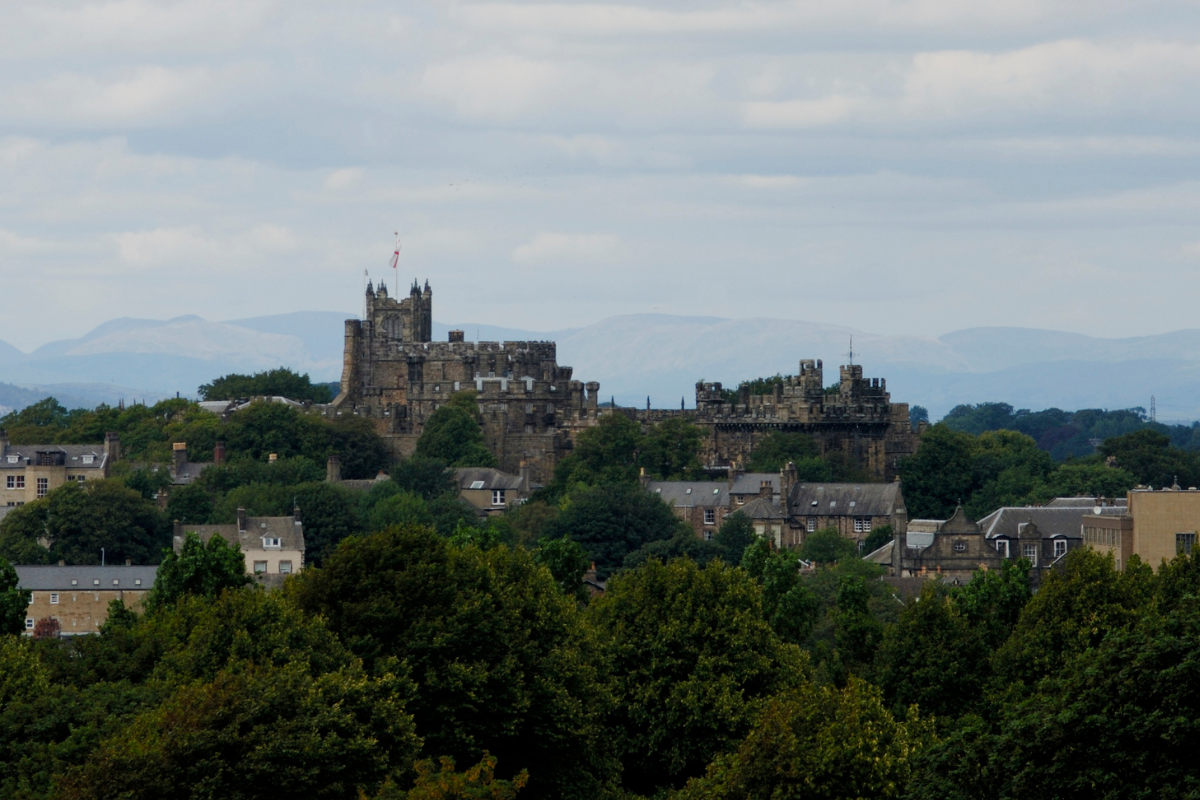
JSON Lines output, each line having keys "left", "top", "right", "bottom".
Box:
{"left": 0, "top": 312, "right": 1197, "bottom": 420}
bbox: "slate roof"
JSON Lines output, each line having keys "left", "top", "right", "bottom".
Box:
{"left": 730, "top": 473, "right": 780, "bottom": 496}
{"left": 178, "top": 516, "right": 305, "bottom": 553}
{"left": 647, "top": 481, "right": 730, "bottom": 508}
{"left": 15, "top": 565, "right": 158, "bottom": 591}
{"left": 456, "top": 467, "right": 524, "bottom": 491}
{"left": 735, "top": 496, "right": 787, "bottom": 520}
{"left": 0, "top": 443, "right": 108, "bottom": 470}
{"left": 172, "top": 461, "right": 212, "bottom": 485}
{"left": 863, "top": 539, "right": 895, "bottom": 564}
{"left": 977, "top": 504, "right": 1124, "bottom": 541}
{"left": 788, "top": 482, "right": 904, "bottom": 517}
{"left": 1045, "top": 496, "right": 1127, "bottom": 508}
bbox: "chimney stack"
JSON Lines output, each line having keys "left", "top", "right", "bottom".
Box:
{"left": 214, "top": 441, "right": 225, "bottom": 466}
{"left": 171, "top": 442, "right": 187, "bottom": 476}
{"left": 326, "top": 454, "right": 342, "bottom": 483}
{"left": 237, "top": 507, "right": 247, "bottom": 533}
{"left": 104, "top": 432, "right": 120, "bottom": 464}
{"left": 0, "top": 428, "right": 7, "bottom": 455}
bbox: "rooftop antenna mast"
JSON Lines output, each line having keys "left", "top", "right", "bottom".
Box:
{"left": 847, "top": 336, "right": 854, "bottom": 366}
{"left": 1151, "top": 395, "right": 1157, "bottom": 423}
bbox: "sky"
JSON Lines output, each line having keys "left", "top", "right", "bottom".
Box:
{"left": 3, "top": 0, "right": 1200, "bottom": 352}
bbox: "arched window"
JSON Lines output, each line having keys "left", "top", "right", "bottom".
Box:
{"left": 382, "top": 314, "right": 402, "bottom": 340}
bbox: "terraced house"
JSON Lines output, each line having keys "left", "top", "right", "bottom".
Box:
{"left": 0, "top": 429, "right": 120, "bottom": 508}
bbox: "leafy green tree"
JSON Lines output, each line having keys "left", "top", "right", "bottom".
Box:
{"left": 542, "top": 413, "right": 643, "bottom": 496}
{"left": 745, "top": 431, "right": 830, "bottom": 478}
{"left": 713, "top": 511, "right": 757, "bottom": 565}
{"left": 533, "top": 535, "right": 591, "bottom": 601}
{"left": 57, "top": 660, "right": 417, "bottom": 800}
{"left": 198, "top": 367, "right": 334, "bottom": 403}
{"left": 677, "top": 678, "right": 932, "bottom": 800}
{"left": 414, "top": 391, "right": 496, "bottom": 468}
{"left": 428, "top": 493, "right": 482, "bottom": 538}
{"left": 1038, "top": 461, "right": 1136, "bottom": 500}
{"left": 0, "top": 556, "right": 30, "bottom": 635}
{"left": 951, "top": 559, "right": 1032, "bottom": 649}
{"left": 862, "top": 524, "right": 893, "bottom": 555}
{"left": 898, "top": 425, "right": 977, "bottom": 519}
{"left": 290, "top": 527, "right": 618, "bottom": 800}
{"left": 375, "top": 753, "right": 528, "bottom": 800}
{"left": 741, "top": 538, "right": 820, "bottom": 645}
{"left": 164, "top": 482, "right": 215, "bottom": 524}
{"left": 798, "top": 527, "right": 859, "bottom": 564}
{"left": 638, "top": 418, "right": 703, "bottom": 479}
{"left": 221, "top": 401, "right": 331, "bottom": 462}
{"left": 540, "top": 482, "right": 690, "bottom": 578}
{"left": 1100, "top": 428, "right": 1200, "bottom": 488}
{"left": 391, "top": 457, "right": 456, "bottom": 501}
{"left": 368, "top": 491, "right": 435, "bottom": 532}
{"left": 834, "top": 575, "right": 883, "bottom": 669}
{"left": 329, "top": 414, "right": 393, "bottom": 480}
{"left": 622, "top": 531, "right": 724, "bottom": 571}
{"left": 587, "top": 557, "right": 808, "bottom": 795}
{"left": 992, "top": 548, "right": 1153, "bottom": 687}
{"left": 0, "top": 480, "right": 168, "bottom": 566}
{"left": 146, "top": 532, "right": 249, "bottom": 611}
{"left": 874, "top": 582, "right": 990, "bottom": 720}
{"left": 292, "top": 482, "right": 362, "bottom": 566}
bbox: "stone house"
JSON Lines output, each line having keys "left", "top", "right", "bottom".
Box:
{"left": 735, "top": 496, "right": 789, "bottom": 548}
{"left": 455, "top": 467, "right": 529, "bottom": 516}
{"left": 645, "top": 480, "right": 731, "bottom": 539}
{"left": 893, "top": 507, "right": 1000, "bottom": 582}
{"left": 173, "top": 507, "right": 305, "bottom": 586}
{"left": 786, "top": 482, "right": 907, "bottom": 548}
{"left": 17, "top": 564, "right": 156, "bottom": 636}
{"left": 0, "top": 430, "right": 120, "bottom": 507}
{"left": 729, "top": 472, "right": 782, "bottom": 508}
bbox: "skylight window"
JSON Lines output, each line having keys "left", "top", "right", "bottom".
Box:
{"left": 470, "top": 480, "right": 485, "bottom": 489}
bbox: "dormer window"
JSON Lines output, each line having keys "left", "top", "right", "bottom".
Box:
{"left": 6, "top": 456, "right": 17, "bottom": 464}
{"left": 82, "top": 454, "right": 94, "bottom": 464}
{"left": 263, "top": 537, "right": 282, "bottom": 549}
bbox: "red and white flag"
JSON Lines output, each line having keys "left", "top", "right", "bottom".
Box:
{"left": 389, "top": 234, "right": 401, "bottom": 270}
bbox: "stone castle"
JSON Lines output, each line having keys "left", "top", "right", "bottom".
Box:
{"left": 331, "top": 280, "right": 920, "bottom": 484}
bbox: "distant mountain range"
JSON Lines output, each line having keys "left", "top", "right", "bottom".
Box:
{"left": 0, "top": 311, "right": 1194, "bottom": 422}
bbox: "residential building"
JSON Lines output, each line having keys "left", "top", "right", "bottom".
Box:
{"left": 893, "top": 507, "right": 1001, "bottom": 582}
{"left": 729, "top": 472, "right": 782, "bottom": 507}
{"left": 646, "top": 480, "right": 731, "bottom": 539}
{"left": 976, "top": 500, "right": 1125, "bottom": 567}
{"left": 786, "top": 481, "right": 907, "bottom": 547}
{"left": 0, "top": 430, "right": 119, "bottom": 507}
{"left": 17, "top": 564, "right": 157, "bottom": 636}
{"left": 736, "top": 495, "right": 788, "bottom": 548}
{"left": 173, "top": 507, "right": 305, "bottom": 586}
{"left": 455, "top": 466, "right": 529, "bottom": 515}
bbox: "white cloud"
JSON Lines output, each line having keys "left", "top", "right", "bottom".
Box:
{"left": 512, "top": 232, "right": 623, "bottom": 265}
{"left": 742, "top": 96, "right": 859, "bottom": 128}
{"left": 324, "top": 168, "right": 364, "bottom": 191}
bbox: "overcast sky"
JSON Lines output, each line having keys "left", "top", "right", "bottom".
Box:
{"left": 3, "top": 0, "right": 1200, "bottom": 351}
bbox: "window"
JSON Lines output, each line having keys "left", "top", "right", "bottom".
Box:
{"left": 92, "top": 579, "right": 100, "bottom": 586}
{"left": 112, "top": 579, "right": 119, "bottom": 586}
{"left": 36, "top": 478, "right": 48, "bottom": 498}
{"left": 854, "top": 517, "right": 871, "bottom": 533}
{"left": 1177, "top": 533, "right": 1196, "bottom": 555}
{"left": 704, "top": 508, "right": 716, "bottom": 525}
{"left": 134, "top": 579, "right": 142, "bottom": 586}
{"left": 279, "top": 560, "right": 293, "bottom": 574}
{"left": 470, "top": 480, "right": 485, "bottom": 490}
{"left": 1054, "top": 539, "right": 1068, "bottom": 558}
{"left": 50, "top": 593, "right": 59, "bottom": 605}
{"left": 996, "top": 540, "right": 1010, "bottom": 558}
{"left": 262, "top": 537, "right": 281, "bottom": 549}
{"left": 75, "top": 476, "right": 85, "bottom": 483}
{"left": 736, "top": 496, "right": 745, "bottom": 505}
{"left": 7, "top": 475, "right": 24, "bottom": 490}
{"left": 6, "top": 456, "right": 18, "bottom": 464}
{"left": 253, "top": 561, "right": 268, "bottom": 574}
{"left": 703, "top": 530, "right": 713, "bottom": 541}
{"left": 492, "top": 489, "right": 506, "bottom": 506}
{"left": 1023, "top": 544, "right": 1038, "bottom": 566}
{"left": 82, "top": 454, "right": 94, "bottom": 464}
{"left": 70, "top": 579, "right": 77, "bottom": 586}
{"left": 25, "top": 618, "right": 33, "bottom": 630}
{"left": 953, "top": 541, "right": 967, "bottom": 552}
{"left": 807, "top": 517, "right": 816, "bottom": 532}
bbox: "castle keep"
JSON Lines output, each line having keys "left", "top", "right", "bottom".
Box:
{"left": 331, "top": 281, "right": 601, "bottom": 484}
{"left": 333, "top": 281, "right": 920, "bottom": 484}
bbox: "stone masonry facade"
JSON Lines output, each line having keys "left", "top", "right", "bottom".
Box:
{"left": 332, "top": 280, "right": 920, "bottom": 485}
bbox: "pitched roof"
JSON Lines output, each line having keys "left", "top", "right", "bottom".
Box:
{"left": 788, "top": 482, "right": 903, "bottom": 517}
{"left": 178, "top": 515, "right": 305, "bottom": 553}
{"left": 455, "top": 467, "right": 523, "bottom": 491}
{"left": 647, "top": 481, "right": 729, "bottom": 508}
{"left": 977, "top": 504, "right": 1124, "bottom": 540}
{"left": 730, "top": 473, "right": 780, "bottom": 495}
{"left": 15, "top": 565, "right": 158, "bottom": 591}
{"left": 735, "top": 496, "right": 786, "bottom": 520}
{"left": 0, "top": 443, "right": 108, "bottom": 470}
{"left": 1045, "top": 496, "right": 1127, "bottom": 508}
{"left": 863, "top": 539, "right": 894, "bottom": 564}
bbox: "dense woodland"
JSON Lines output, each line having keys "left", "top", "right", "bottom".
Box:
{"left": 4, "top": 378, "right": 1200, "bottom": 796}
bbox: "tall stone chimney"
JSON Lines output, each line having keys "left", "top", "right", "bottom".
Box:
{"left": 237, "top": 507, "right": 247, "bottom": 533}
{"left": 104, "top": 432, "right": 120, "bottom": 464}
{"left": 171, "top": 442, "right": 187, "bottom": 477}
{"left": 326, "top": 454, "right": 342, "bottom": 483}
{"left": 214, "top": 441, "right": 225, "bottom": 466}
{"left": 0, "top": 428, "right": 7, "bottom": 456}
